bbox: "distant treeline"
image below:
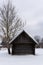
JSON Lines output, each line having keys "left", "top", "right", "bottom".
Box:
{"left": 34, "top": 36, "right": 43, "bottom": 48}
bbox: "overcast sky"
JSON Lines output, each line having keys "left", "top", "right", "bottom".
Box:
{"left": 0, "top": 0, "right": 43, "bottom": 38}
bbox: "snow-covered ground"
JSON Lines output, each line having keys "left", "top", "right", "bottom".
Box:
{"left": 0, "top": 48, "right": 43, "bottom": 65}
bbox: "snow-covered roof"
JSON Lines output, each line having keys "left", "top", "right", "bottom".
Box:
{"left": 9, "top": 29, "right": 38, "bottom": 44}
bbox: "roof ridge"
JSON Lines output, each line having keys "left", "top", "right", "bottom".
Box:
{"left": 9, "top": 29, "right": 38, "bottom": 44}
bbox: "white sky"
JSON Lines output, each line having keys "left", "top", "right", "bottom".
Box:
{"left": 0, "top": 0, "right": 43, "bottom": 37}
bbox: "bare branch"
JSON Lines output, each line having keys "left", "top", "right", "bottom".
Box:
{"left": 0, "top": 0, "right": 23, "bottom": 45}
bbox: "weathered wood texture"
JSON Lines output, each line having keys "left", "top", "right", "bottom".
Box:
{"left": 12, "top": 44, "right": 35, "bottom": 55}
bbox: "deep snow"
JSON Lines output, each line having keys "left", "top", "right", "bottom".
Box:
{"left": 0, "top": 48, "right": 43, "bottom": 65}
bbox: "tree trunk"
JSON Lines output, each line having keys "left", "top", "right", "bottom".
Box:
{"left": 8, "top": 47, "right": 10, "bottom": 54}
{"left": 7, "top": 44, "right": 10, "bottom": 54}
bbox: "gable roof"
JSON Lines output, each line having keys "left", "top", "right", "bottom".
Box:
{"left": 9, "top": 30, "right": 38, "bottom": 44}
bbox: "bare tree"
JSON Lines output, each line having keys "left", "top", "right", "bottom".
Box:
{"left": 34, "top": 36, "right": 41, "bottom": 43}
{"left": 0, "top": 1, "right": 23, "bottom": 54}
{"left": 41, "top": 38, "right": 43, "bottom": 43}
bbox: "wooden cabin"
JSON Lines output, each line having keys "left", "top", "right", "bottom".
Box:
{"left": 9, "top": 30, "right": 38, "bottom": 55}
